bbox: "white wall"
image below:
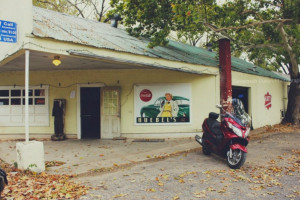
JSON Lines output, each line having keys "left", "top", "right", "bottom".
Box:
{"left": 232, "top": 71, "right": 287, "bottom": 129}
{"left": 0, "top": 69, "right": 218, "bottom": 139}
{"left": 0, "top": 0, "right": 33, "bottom": 63}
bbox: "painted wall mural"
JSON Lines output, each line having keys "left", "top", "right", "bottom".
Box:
{"left": 134, "top": 84, "right": 191, "bottom": 125}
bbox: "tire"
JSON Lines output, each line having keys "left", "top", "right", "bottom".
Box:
{"left": 226, "top": 149, "right": 246, "bottom": 169}
{"left": 202, "top": 139, "right": 211, "bottom": 155}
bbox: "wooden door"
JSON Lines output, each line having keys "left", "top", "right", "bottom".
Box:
{"left": 80, "top": 87, "right": 101, "bottom": 139}
{"left": 101, "top": 87, "right": 120, "bottom": 139}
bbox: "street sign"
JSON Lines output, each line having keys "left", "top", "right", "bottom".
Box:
{"left": 0, "top": 20, "right": 17, "bottom": 43}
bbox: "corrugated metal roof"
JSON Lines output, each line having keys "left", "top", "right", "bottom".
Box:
{"left": 32, "top": 6, "right": 289, "bottom": 81}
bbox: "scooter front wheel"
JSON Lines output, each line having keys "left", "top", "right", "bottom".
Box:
{"left": 226, "top": 149, "right": 246, "bottom": 169}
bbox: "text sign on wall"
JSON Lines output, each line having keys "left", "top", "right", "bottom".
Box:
{"left": 0, "top": 20, "right": 17, "bottom": 43}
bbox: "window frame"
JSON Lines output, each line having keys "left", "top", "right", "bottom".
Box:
{"left": 0, "top": 85, "right": 49, "bottom": 126}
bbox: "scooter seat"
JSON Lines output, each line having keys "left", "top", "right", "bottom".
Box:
{"left": 209, "top": 112, "right": 219, "bottom": 120}
{"left": 206, "top": 118, "right": 223, "bottom": 138}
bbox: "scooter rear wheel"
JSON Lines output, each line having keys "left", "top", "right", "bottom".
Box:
{"left": 202, "top": 139, "right": 211, "bottom": 155}
{"left": 226, "top": 149, "right": 246, "bottom": 169}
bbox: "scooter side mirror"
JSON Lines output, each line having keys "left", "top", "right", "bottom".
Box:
{"left": 216, "top": 104, "right": 222, "bottom": 109}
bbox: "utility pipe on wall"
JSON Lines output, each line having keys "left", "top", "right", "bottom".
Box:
{"left": 219, "top": 38, "right": 232, "bottom": 112}
{"left": 25, "top": 50, "right": 30, "bottom": 142}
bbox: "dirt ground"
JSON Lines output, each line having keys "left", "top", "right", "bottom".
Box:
{"left": 77, "top": 131, "right": 300, "bottom": 200}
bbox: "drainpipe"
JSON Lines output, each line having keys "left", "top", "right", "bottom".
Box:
{"left": 219, "top": 38, "right": 232, "bottom": 113}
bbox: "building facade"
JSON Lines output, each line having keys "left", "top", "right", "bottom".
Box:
{"left": 0, "top": 0, "right": 289, "bottom": 140}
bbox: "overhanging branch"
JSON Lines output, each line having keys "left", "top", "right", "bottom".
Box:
{"left": 204, "top": 19, "right": 292, "bottom": 32}
{"left": 242, "top": 43, "right": 282, "bottom": 52}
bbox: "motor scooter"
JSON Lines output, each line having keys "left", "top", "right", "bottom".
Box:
{"left": 195, "top": 99, "right": 251, "bottom": 169}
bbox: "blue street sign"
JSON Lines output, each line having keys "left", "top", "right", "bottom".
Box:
{"left": 0, "top": 20, "right": 17, "bottom": 43}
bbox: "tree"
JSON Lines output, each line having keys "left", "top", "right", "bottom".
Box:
{"left": 33, "top": 0, "right": 110, "bottom": 22}
{"left": 111, "top": 0, "right": 299, "bottom": 124}
{"left": 109, "top": 0, "right": 218, "bottom": 47}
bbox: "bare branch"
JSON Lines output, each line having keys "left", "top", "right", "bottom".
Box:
{"left": 36, "top": 0, "right": 59, "bottom": 10}
{"left": 242, "top": 43, "right": 282, "bottom": 52}
{"left": 202, "top": 23, "right": 235, "bottom": 41}
{"left": 99, "top": 0, "right": 106, "bottom": 22}
{"left": 89, "top": 0, "right": 100, "bottom": 19}
{"left": 204, "top": 19, "right": 293, "bottom": 32}
{"left": 66, "top": 0, "right": 85, "bottom": 18}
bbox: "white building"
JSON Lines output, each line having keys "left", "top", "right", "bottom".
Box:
{"left": 0, "top": 0, "right": 289, "bottom": 140}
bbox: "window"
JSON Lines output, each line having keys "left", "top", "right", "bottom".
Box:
{"left": 103, "top": 89, "right": 119, "bottom": 115}
{"left": 0, "top": 86, "right": 49, "bottom": 126}
{"left": 0, "top": 90, "right": 9, "bottom": 105}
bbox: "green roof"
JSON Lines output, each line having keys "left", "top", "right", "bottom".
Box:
{"left": 167, "top": 41, "right": 289, "bottom": 81}
{"left": 32, "top": 6, "right": 289, "bottom": 82}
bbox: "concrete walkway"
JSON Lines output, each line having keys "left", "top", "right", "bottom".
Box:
{"left": 0, "top": 137, "right": 200, "bottom": 175}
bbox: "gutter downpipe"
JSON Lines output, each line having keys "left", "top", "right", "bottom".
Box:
{"left": 25, "top": 50, "right": 30, "bottom": 142}
{"left": 219, "top": 38, "right": 232, "bottom": 113}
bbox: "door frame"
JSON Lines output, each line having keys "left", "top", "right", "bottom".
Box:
{"left": 77, "top": 83, "right": 105, "bottom": 139}
{"left": 232, "top": 86, "right": 251, "bottom": 116}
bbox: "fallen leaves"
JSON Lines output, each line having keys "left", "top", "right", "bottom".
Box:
{"left": 194, "top": 191, "right": 206, "bottom": 198}
{"left": 0, "top": 162, "right": 89, "bottom": 199}
{"left": 178, "top": 179, "right": 185, "bottom": 183}
{"left": 264, "top": 124, "right": 297, "bottom": 133}
{"left": 146, "top": 188, "right": 156, "bottom": 192}
{"left": 190, "top": 148, "right": 299, "bottom": 199}
{"left": 112, "top": 193, "right": 128, "bottom": 198}
{"left": 3, "top": 171, "right": 89, "bottom": 199}
{"left": 45, "top": 160, "right": 65, "bottom": 168}
{"left": 0, "top": 131, "right": 298, "bottom": 199}
{"left": 157, "top": 181, "right": 164, "bottom": 186}
{"left": 250, "top": 124, "right": 299, "bottom": 140}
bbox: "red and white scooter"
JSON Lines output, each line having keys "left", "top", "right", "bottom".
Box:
{"left": 195, "top": 99, "right": 251, "bottom": 169}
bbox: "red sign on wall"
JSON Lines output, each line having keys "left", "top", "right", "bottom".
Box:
{"left": 140, "top": 89, "right": 152, "bottom": 102}
{"left": 264, "top": 92, "right": 272, "bottom": 110}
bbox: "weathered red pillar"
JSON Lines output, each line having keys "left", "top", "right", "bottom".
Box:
{"left": 219, "top": 38, "right": 232, "bottom": 112}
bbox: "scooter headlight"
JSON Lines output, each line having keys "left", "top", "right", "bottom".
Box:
{"left": 227, "top": 122, "right": 243, "bottom": 137}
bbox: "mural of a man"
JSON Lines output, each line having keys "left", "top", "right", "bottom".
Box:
{"left": 157, "top": 93, "right": 179, "bottom": 117}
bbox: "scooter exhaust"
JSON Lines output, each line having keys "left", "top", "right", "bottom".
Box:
{"left": 195, "top": 135, "right": 202, "bottom": 145}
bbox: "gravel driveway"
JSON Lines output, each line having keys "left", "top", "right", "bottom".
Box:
{"left": 77, "top": 132, "right": 300, "bottom": 200}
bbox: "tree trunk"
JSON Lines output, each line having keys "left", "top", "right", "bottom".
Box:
{"left": 277, "top": 24, "right": 299, "bottom": 125}
{"left": 282, "top": 74, "right": 300, "bottom": 125}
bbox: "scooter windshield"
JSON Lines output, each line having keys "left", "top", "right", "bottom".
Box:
{"left": 231, "top": 98, "right": 251, "bottom": 127}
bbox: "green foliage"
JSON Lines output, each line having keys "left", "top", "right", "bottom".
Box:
{"left": 110, "top": 0, "right": 299, "bottom": 73}
{"left": 110, "top": 0, "right": 219, "bottom": 47}
{"left": 110, "top": 0, "right": 174, "bottom": 47}
{"left": 26, "top": 163, "right": 38, "bottom": 171}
